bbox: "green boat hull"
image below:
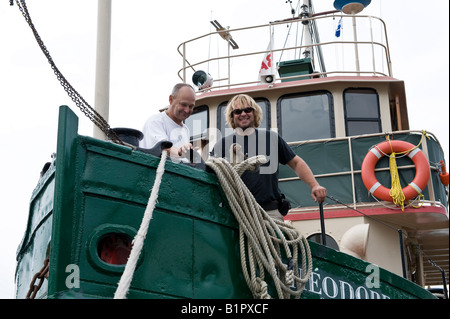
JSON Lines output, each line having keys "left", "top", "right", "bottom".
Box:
{"left": 15, "top": 106, "right": 436, "bottom": 299}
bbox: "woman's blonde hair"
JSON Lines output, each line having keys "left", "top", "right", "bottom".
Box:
{"left": 225, "top": 94, "right": 263, "bottom": 129}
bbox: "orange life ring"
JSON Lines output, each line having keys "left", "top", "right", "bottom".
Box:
{"left": 361, "top": 140, "right": 430, "bottom": 202}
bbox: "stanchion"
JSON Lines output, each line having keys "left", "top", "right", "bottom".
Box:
{"left": 398, "top": 229, "right": 407, "bottom": 279}
{"left": 319, "top": 202, "right": 326, "bottom": 245}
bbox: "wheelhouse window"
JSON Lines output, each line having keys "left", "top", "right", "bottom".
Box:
{"left": 344, "top": 88, "right": 381, "bottom": 136}
{"left": 184, "top": 105, "right": 209, "bottom": 142}
{"left": 218, "top": 98, "right": 270, "bottom": 137}
{"left": 278, "top": 91, "right": 334, "bottom": 143}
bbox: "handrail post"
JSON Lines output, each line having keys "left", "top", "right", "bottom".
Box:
{"left": 319, "top": 202, "right": 326, "bottom": 245}
{"left": 440, "top": 269, "right": 448, "bottom": 299}
{"left": 182, "top": 43, "right": 186, "bottom": 83}
{"left": 398, "top": 229, "right": 407, "bottom": 278}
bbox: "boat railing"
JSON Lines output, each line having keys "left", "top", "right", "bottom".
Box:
{"left": 279, "top": 130, "right": 448, "bottom": 214}
{"left": 177, "top": 13, "right": 392, "bottom": 91}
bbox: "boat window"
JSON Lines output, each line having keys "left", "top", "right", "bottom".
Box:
{"left": 184, "top": 105, "right": 209, "bottom": 141}
{"left": 344, "top": 88, "right": 381, "bottom": 136}
{"left": 217, "top": 98, "right": 270, "bottom": 137}
{"left": 278, "top": 91, "right": 334, "bottom": 142}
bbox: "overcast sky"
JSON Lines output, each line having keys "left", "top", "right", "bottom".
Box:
{"left": 0, "top": 0, "right": 448, "bottom": 298}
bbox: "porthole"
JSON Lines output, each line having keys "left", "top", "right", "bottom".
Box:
{"left": 87, "top": 224, "right": 138, "bottom": 273}
{"left": 97, "top": 233, "right": 133, "bottom": 265}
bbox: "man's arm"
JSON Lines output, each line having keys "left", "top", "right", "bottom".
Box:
{"left": 287, "top": 155, "right": 327, "bottom": 203}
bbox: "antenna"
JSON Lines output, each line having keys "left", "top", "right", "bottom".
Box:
{"left": 210, "top": 20, "right": 239, "bottom": 49}
{"left": 285, "top": 0, "right": 296, "bottom": 16}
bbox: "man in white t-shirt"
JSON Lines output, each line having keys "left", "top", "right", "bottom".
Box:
{"left": 140, "top": 83, "right": 196, "bottom": 159}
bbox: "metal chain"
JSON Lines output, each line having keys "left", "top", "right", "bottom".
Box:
{"left": 13, "top": 0, "right": 124, "bottom": 145}
{"left": 26, "top": 257, "right": 50, "bottom": 299}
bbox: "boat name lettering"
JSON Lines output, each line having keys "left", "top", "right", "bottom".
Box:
{"left": 303, "top": 267, "right": 389, "bottom": 299}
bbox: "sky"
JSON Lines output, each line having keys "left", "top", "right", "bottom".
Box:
{"left": 0, "top": 0, "right": 448, "bottom": 298}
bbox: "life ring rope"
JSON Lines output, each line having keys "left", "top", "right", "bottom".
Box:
{"left": 361, "top": 131, "right": 431, "bottom": 210}
{"left": 386, "top": 131, "right": 429, "bottom": 210}
{"left": 368, "top": 189, "right": 424, "bottom": 210}
{"left": 377, "top": 130, "right": 429, "bottom": 157}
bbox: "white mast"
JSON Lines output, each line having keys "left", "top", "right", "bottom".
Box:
{"left": 332, "top": 1, "right": 372, "bottom": 75}
{"left": 93, "top": 0, "right": 112, "bottom": 140}
{"left": 301, "top": 0, "right": 313, "bottom": 59}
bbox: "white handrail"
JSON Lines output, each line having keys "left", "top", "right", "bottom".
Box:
{"left": 177, "top": 13, "right": 392, "bottom": 89}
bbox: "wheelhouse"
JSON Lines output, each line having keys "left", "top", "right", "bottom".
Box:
{"left": 180, "top": 12, "right": 448, "bottom": 289}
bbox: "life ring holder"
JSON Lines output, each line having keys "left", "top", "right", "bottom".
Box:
{"left": 361, "top": 140, "right": 430, "bottom": 204}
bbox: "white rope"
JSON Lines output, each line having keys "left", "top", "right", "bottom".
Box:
{"left": 114, "top": 150, "right": 168, "bottom": 299}
{"left": 206, "top": 156, "right": 313, "bottom": 299}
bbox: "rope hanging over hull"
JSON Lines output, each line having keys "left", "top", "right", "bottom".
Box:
{"left": 206, "top": 156, "right": 313, "bottom": 299}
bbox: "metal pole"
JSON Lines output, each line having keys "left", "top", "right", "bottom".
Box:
{"left": 319, "top": 202, "right": 326, "bottom": 245}
{"left": 227, "top": 42, "right": 230, "bottom": 88}
{"left": 352, "top": 15, "right": 360, "bottom": 75}
{"left": 182, "top": 43, "right": 186, "bottom": 83}
{"left": 93, "top": 0, "right": 112, "bottom": 140}
{"left": 428, "top": 258, "right": 449, "bottom": 299}
{"left": 398, "top": 229, "right": 407, "bottom": 279}
{"left": 440, "top": 269, "right": 448, "bottom": 299}
{"left": 301, "top": 0, "right": 313, "bottom": 59}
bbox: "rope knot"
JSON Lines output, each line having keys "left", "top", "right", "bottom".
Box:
{"left": 257, "top": 280, "right": 271, "bottom": 299}
{"left": 285, "top": 270, "right": 294, "bottom": 287}
{"left": 234, "top": 155, "right": 267, "bottom": 176}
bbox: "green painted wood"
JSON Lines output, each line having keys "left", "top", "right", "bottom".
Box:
{"left": 15, "top": 106, "right": 436, "bottom": 299}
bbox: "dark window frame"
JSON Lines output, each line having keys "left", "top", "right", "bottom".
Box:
{"left": 184, "top": 104, "right": 209, "bottom": 141}
{"left": 343, "top": 88, "right": 381, "bottom": 136}
{"left": 277, "top": 90, "right": 335, "bottom": 142}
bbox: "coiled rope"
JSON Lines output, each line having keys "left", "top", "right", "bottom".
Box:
{"left": 206, "top": 156, "right": 313, "bottom": 299}
{"left": 114, "top": 151, "right": 168, "bottom": 299}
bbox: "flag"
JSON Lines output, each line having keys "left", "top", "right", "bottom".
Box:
{"left": 335, "top": 18, "right": 342, "bottom": 37}
{"left": 259, "top": 33, "right": 275, "bottom": 83}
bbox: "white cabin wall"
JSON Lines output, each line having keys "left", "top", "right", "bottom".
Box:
{"left": 377, "top": 86, "right": 393, "bottom": 132}
{"left": 332, "top": 89, "right": 346, "bottom": 137}
{"left": 291, "top": 216, "right": 364, "bottom": 249}
{"left": 365, "top": 219, "right": 404, "bottom": 277}
{"left": 292, "top": 215, "right": 405, "bottom": 278}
